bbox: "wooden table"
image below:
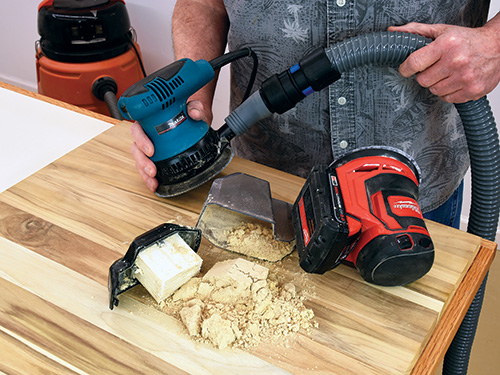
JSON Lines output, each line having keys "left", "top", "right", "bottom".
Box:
{"left": 0, "top": 83, "right": 496, "bottom": 375}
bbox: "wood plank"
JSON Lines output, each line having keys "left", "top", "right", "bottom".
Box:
{"left": 0, "top": 328, "right": 81, "bottom": 375}
{"left": 0, "top": 201, "right": 117, "bottom": 286}
{"left": 410, "top": 238, "right": 497, "bottom": 375}
{"left": 0, "top": 278, "right": 189, "bottom": 375}
{"left": 0, "top": 238, "right": 292, "bottom": 375}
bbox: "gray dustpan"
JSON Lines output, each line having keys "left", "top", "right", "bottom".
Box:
{"left": 196, "top": 173, "right": 295, "bottom": 260}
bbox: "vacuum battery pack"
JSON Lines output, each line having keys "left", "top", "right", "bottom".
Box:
{"left": 293, "top": 165, "right": 361, "bottom": 274}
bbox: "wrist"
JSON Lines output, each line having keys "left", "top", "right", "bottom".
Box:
{"left": 482, "top": 12, "right": 500, "bottom": 51}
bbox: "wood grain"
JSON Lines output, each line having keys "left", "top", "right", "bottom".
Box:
{"left": 410, "top": 238, "right": 497, "bottom": 375}
{"left": 0, "top": 277, "right": 189, "bottom": 375}
{"left": 0, "top": 82, "right": 496, "bottom": 375}
{"left": 0, "top": 238, "right": 291, "bottom": 375}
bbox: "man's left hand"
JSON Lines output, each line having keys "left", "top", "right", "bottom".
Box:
{"left": 389, "top": 22, "right": 500, "bottom": 103}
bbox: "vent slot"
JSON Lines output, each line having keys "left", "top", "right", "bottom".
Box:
{"left": 146, "top": 76, "right": 184, "bottom": 110}
{"left": 146, "top": 77, "right": 176, "bottom": 101}
{"left": 354, "top": 163, "right": 403, "bottom": 173}
{"left": 167, "top": 141, "right": 216, "bottom": 175}
{"left": 162, "top": 98, "right": 176, "bottom": 110}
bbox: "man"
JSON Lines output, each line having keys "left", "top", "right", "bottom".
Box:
{"left": 131, "top": 0, "right": 500, "bottom": 228}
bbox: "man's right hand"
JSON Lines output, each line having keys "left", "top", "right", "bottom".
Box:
{"left": 129, "top": 100, "right": 213, "bottom": 192}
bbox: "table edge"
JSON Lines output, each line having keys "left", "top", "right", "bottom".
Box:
{"left": 410, "top": 238, "right": 497, "bottom": 375}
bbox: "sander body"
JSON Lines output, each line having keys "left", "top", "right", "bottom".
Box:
{"left": 293, "top": 147, "right": 434, "bottom": 286}
{"left": 118, "top": 58, "right": 236, "bottom": 197}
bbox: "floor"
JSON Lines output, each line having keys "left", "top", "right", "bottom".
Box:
{"left": 434, "top": 252, "right": 499, "bottom": 375}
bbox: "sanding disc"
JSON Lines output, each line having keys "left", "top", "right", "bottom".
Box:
{"left": 155, "top": 146, "right": 234, "bottom": 198}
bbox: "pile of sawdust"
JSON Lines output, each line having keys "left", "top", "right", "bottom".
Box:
{"left": 225, "top": 222, "right": 295, "bottom": 262}
{"left": 159, "top": 258, "right": 316, "bottom": 350}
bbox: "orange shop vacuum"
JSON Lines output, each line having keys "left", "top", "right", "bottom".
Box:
{"left": 36, "top": 0, "right": 146, "bottom": 119}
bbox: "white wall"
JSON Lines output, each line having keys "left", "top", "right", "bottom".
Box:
{"left": 0, "top": 0, "right": 231, "bottom": 127}
{"left": 1, "top": 0, "right": 499, "bottom": 241}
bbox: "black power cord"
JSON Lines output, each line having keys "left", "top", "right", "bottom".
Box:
{"left": 126, "top": 30, "right": 147, "bottom": 78}
{"left": 209, "top": 47, "right": 259, "bottom": 102}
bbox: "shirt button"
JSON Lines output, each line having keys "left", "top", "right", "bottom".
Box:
{"left": 337, "top": 0, "right": 346, "bottom": 7}
{"left": 339, "top": 140, "right": 348, "bottom": 149}
{"left": 338, "top": 96, "right": 347, "bottom": 105}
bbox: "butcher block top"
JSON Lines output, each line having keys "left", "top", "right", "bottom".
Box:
{"left": 0, "top": 82, "right": 496, "bottom": 375}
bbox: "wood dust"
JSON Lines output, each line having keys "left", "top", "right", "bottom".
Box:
{"left": 159, "top": 258, "right": 316, "bottom": 350}
{"left": 225, "top": 222, "right": 295, "bottom": 262}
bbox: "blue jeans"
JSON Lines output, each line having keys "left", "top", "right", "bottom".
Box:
{"left": 423, "top": 181, "right": 464, "bottom": 230}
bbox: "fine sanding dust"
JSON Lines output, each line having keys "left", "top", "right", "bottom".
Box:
{"left": 160, "top": 258, "right": 316, "bottom": 350}
{"left": 225, "top": 222, "right": 295, "bottom": 262}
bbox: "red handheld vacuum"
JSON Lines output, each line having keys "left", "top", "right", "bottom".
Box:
{"left": 293, "top": 146, "right": 434, "bottom": 286}
{"left": 36, "top": 0, "right": 145, "bottom": 118}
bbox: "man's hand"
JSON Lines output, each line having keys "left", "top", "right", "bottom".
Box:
{"left": 129, "top": 100, "right": 213, "bottom": 192}
{"left": 389, "top": 21, "right": 500, "bottom": 103}
{"left": 130, "top": 122, "right": 157, "bottom": 192}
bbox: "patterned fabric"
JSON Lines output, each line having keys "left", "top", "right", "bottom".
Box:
{"left": 223, "top": 0, "right": 490, "bottom": 212}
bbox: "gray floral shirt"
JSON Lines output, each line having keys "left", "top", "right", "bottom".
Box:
{"left": 223, "top": 0, "right": 490, "bottom": 212}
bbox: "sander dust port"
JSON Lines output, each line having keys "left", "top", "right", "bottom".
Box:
{"left": 36, "top": 0, "right": 146, "bottom": 118}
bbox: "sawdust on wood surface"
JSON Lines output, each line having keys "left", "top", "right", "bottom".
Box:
{"left": 159, "top": 258, "right": 316, "bottom": 350}
{"left": 225, "top": 222, "right": 295, "bottom": 262}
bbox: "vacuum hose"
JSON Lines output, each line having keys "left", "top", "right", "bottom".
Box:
{"left": 224, "top": 31, "right": 499, "bottom": 375}
{"left": 325, "top": 32, "right": 500, "bottom": 375}
{"left": 92, "top": 77, "right": 125, "bottom": 120}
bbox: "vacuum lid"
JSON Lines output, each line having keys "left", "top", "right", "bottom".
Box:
{"left": 55, "top": 0, "right": 110, "bottom": 9}
{"left": 38, "top": 1, "right": 115, "bottom": 10}
{"left": 37, "top": 0, "right": 131, "bottom": 62}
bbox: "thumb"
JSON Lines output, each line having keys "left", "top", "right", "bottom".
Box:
{"left": 186, "top": 100, "right": 213, "bottom": 124}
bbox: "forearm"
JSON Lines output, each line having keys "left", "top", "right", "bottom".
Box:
{"left": 172, "top": 0, "right": 229, "bottom": 116}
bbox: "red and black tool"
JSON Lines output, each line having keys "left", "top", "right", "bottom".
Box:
{"left": 293, "top": 147, "right": 434, "bottom": 286}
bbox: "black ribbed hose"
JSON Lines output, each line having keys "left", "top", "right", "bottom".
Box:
{"left": 324, "top": 32, "right": 500, "bottom": 375}
{"left": 444, "top": 98, "right": 499, "bottom": 375}
{"left": 92, "top": 76, "right": 124, "bottom": 120}
{"left": 103, "top": 90, "right": 125, "bottom": 120}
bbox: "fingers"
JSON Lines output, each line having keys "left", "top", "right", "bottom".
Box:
{"left": 130, "top": 121, "right": 154, "bottom": 157}
{"left": 130, "top": 122, "right": 158, "bottom": 192}
{"left": 131, "top": 141, "right": 158, "bottom": 192}
{"left": 389, "top": 23, "right": 446, "bottom": 79}
{"left": 389, "top": 23, "right": 498, "bottom": 102}
{"left": 128, "top": 101, "right": 214, "bottom": 193}
{"left": 389, "top": 22, "right": 442, "bottom": 39}
{"left": 399, "top": 45, "right": 443, "bottom": 79}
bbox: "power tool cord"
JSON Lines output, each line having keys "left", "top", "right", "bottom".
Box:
{"left": 93, "top": 30, "right": 146, "bottom": 119}
{"left": 209, "top": 48, "right": 259, "bottom": 102}
{"left": 126, "top": 30, "right": 147, "bottom": 78}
